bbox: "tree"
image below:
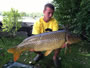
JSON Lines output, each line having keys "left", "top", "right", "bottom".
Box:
{"left": 74, "top": 0, "right": 90, "bottom": 40}
{"left": 53, "top": 0, "right": 90, "bottom": 40}
{"left": 2, "top": 8, "right": 23, "bottom": 36}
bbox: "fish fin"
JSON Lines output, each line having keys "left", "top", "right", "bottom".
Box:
{"left": 14, "top": 51, "right": 22, "bottom": 62}
{"left": 64, "top": 45, "right": 67, "bottom": 54}
{"left": 29, "top": 49, "right": 35, "bottom": 52}
{"left": 7, "top": 47, "right": 22, "bottom": 61}
{"left": 68, "top": 45, "right": 71, "bottom": 54}
{"left": 44, "top": 50, "right": 53, "bottom": 56}
{"left": 7, "top": 48, "right": 16, "bottom": 53}
{"left": 61, "top": 42, "right": 68, "bottom": 48}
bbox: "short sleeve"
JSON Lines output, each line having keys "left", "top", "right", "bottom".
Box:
{"left": 32, "top": 21, "right": 41, "bottom": 35}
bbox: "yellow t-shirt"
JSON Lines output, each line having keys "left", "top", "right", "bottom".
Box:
{"left": 32, "top": 17, "right": 59, "bottom": 34}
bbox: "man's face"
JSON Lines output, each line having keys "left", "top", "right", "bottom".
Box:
{"left": 43, "top": 7, "right": 54, "bottom": 22}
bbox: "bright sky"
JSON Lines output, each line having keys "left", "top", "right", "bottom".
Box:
{"left": 0, "top": 0, "right": 53, "bottom": 13}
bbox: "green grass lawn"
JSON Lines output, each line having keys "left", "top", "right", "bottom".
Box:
{"left": 0, "top": 36, "right": 90, "bottom": 68}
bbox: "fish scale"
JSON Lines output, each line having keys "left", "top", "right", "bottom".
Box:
{"left": 7, "top": 30, "right": 81, "bottom": 61}
{"left": 34, "top": 33, "right": 66, "bottom": 51}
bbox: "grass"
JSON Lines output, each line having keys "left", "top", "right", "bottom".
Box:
{"left": 0, "top": 36, "right": 25, "bottom": 68}
{"left": 0, "top": 36, "right": 90, "bottom": 68}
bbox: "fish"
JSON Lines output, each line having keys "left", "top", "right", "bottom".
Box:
{"left": 7, "top": 30, "right": 81, "bottom": 62}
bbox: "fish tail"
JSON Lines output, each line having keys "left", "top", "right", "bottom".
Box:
{"left": 14, "top": 51, "right": 21, "bottom": 62}
{"left": 7, "top": 48, "right": 22, "bottom": 62}
{"left": 7, "top": 48, "right": 16, "bottom": 53}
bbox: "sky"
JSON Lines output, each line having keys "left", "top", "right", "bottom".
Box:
{"left": 0, "top": 0, "right": 53, "bottom": 13}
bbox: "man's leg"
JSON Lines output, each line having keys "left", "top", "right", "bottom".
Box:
{"left": 30, "top": 52, "right": 44, "bottom": 65}
{"left": 53, "top": 48, "right": 61, "bottom": 68}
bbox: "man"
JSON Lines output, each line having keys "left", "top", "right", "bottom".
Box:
{"left": 31, "top": 3, "right": 61, "bottom": 67}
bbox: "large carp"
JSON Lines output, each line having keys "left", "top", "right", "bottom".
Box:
{"left": 7, "top": 30, "right": 81, "bottom": 62}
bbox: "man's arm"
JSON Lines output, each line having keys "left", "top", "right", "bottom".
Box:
{"left": 32, "top": 21, "right": 41, "bottom": 35}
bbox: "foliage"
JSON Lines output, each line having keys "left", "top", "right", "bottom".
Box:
{"left": 53, "top": 0, "right": 81, "bottom": 27}
{"left": 74, "top": 0, "right": 90, "bottom": 40}
{"left": 1, "top": 8, "right": 23, "bottom": 36}
{"left": 53, "top": 0, "right": 90, "bottom": 40}
{"left": 20, "top": 12, "right": 43, "bottom": 19}
{"left": 29, "top": 12, "right": 43, "bottom": 19}
{"left": 0, "top": 11, "right": 2, "bottom": 15}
